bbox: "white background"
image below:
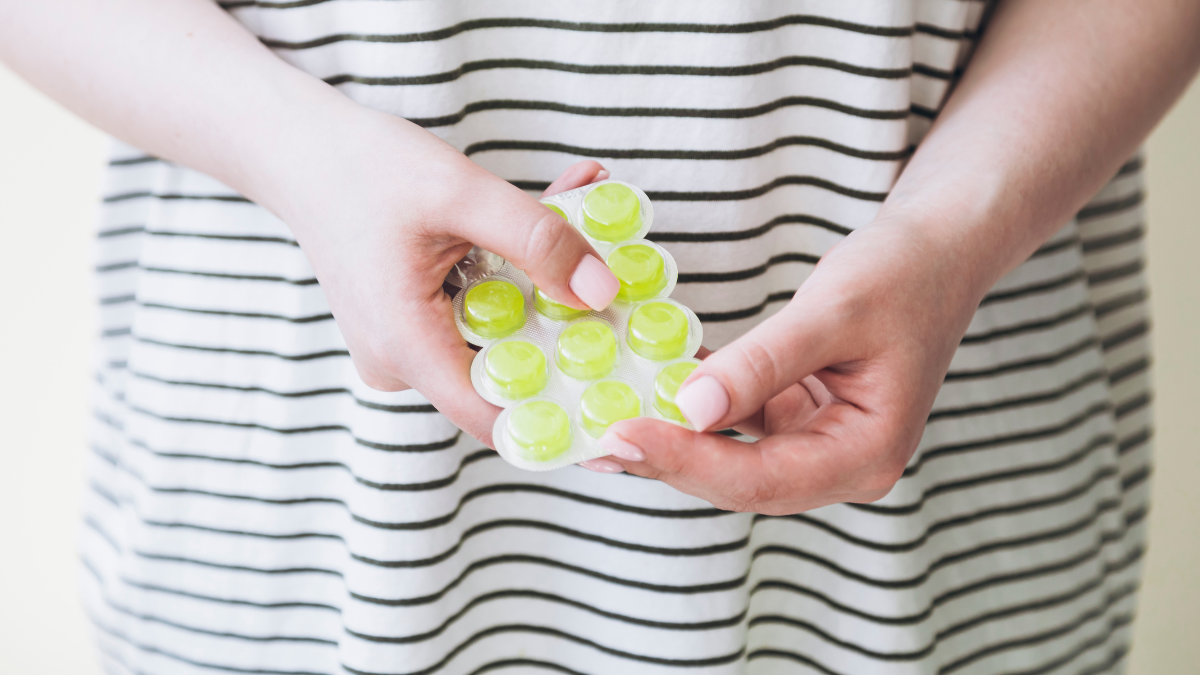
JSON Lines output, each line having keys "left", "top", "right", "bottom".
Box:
{"left": 0, "top": 64, "right": 1196, "bottom": 673}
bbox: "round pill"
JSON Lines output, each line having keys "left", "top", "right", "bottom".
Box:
{"left": 463, "top": 280, "right": 526, "bottom": 338}
{"left": 581, "top": 183, "right": 642, "bottom": 242}
{"left": 507, "top": 400, "right": 572, "bottom": 462}
{"left": 627, "top": 301, "right": 689, "bottom": 360}
{"left": 654, "top": 361, "right": 699, "bottom": 422}
{"left": 534, "top": 286, "right": 588, "bottom": 321}
{"left": 607, "top": 244, "right": 667, "bottom": 302}
{"left": 544, "top": 202, "right": 570, "bottom": 221}
{"left": 556, "top": 320, "right": 618, "bottom": 380}
{"left": 484, "top": 341, "right": 547, "bottom": 400}
{"left": 579, "top": 380, "right": 641, "bottom": 438}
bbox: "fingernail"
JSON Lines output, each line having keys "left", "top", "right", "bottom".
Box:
{"left": 594, "top": 169, "right": 610, "bottom": 182}
{"left": 599, "top": 432, "right": 644, "bottom": 461}
{"left": 578, "top": 458, "right": 625, "bottom": 473}
{"left": 569, "top": 254, "right": 620, "bottom": 310}
{"left": 675, "top": 375, "right": 730, "bottom": 432}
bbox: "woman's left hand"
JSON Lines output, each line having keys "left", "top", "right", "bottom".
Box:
{"left": 582, "top": 211, "right": 994, "bottom": 514}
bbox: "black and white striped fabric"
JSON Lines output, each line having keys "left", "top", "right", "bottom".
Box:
{"left": 82, "top": 2, "right": 1152, "bottom": 674}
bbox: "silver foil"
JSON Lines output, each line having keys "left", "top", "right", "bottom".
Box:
{"left": 444, "top": 245, "right": 506, "bottom": 290}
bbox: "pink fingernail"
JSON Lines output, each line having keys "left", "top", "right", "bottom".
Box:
{"left": 579, "top": 458, "right": 625, "bottom": 473}
{"left": 594, "top": 170, "right": 610, "bottom": 182}
{"left": 675, "top": 375, "right": 730, "bottom": 432}
{"left": 599, "top": 432, "right": 644, "bottom": 461}
{"left": 569, "top": 254, "right": 620, "bottom": 310}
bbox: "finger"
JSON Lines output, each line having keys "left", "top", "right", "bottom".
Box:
{"left": 456, "top": 173, "right": 619, "bottom": 312}
{"left": 600, "top": 408, "right": 889, "bottom": 513}
{"left": 392, "top": 292, "right": 503, "bottom": 446}
{"left": 672, "top": 302, "right": 843, "bottom": 432}
{"left": 542, "top": 160, "right": 608, "bottom": 197}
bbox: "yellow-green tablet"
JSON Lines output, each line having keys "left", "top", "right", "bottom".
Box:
{"left": 654, "top": 361, "right": 699, "bottom": 422}
{"left": 607, "top": 244, "right": 667, "bottom": 302}
{"left": 534, "top": 286, "right": 588, "bottom": 321}
{"left": 579, "top": 380, "right": 641, "bottom": 438}
{"left": 627, "top": 301, "right": 689, "bottom": 360}
{"left": 484, "top": 341, "right": 547, "bottom": 399}
{"left": 544, "top": 202, "right": 570, "bottom": 221}
{"left": 556, "top": 320, "right": 618, "bottom": 380}
{"left": 581, "top": 183, "right": 642, "bottom": 242}
{"left": 463, "top": 280, "right": 525, "bottom": 338}
{"left": 507, "top": 400, "right": 572, "bottom": 462}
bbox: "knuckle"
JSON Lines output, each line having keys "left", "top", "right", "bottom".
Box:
{"left": 729, "top": 338, "right": 783, "bottom": 396}
{"left": 519, "top": 212, "right": 575, "bottom": 268}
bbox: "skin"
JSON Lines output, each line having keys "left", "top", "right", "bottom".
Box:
{"left": 588, "top": 0, "right": 1200, "bottom": 514}
{"left": 2, "top": 0, "right": 1198, "bottom": 512}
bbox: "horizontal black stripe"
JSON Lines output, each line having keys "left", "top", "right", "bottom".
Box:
{"left": 978, "top": 270, "right": 1086, "bottom": 307}
{"left": 135, "top": 335, "right": 350, "bottom": 361}
{"left": 89, "top": 614, "right": 332, "bottom": 675}
{"left": 1121, "top": 465, "right": 1151, "bottom": 492}
{"left": 648, "top": 213, "right": 851, "bottom": 243}
{"left": 140, "top": 301, "right": 333, "bottom": 323}
{"left": 463, "top": 137, "right": 912, "bottom": 162}
{"left": 1076, "top": 191, "right": 1143, "bottom": 221}
{"left": 1115, "top": 156, "right": 1144, "bottom": 177}
{"left": 904, "top": 400, "right": 1112, "bottom": 478}
{"left": 99, "top": 294, "right": 137, "bottom": 306}
{"left": 142, "top": 265, "right": 319, "bottom": 285}
{"left": 1080, "top": 223, "right": 1144, "bottom": 254}
{"left": 1030, "top": 233, "right": 1082, "bottom": 260}
{"left": 914, "top": 22, "right": 976, "bottom": 41}
{"left": 96, "top": 260, "right": 138, "bottom": 273}
{"left": 766, "top": 461, "right": 1118, "bottom": 554}
{"left": 129, "top": 369, "right": 436, "bottom": 412}
{"left": 325, "top": 57, "right": 913, "bottom": 88}
{"left": 1087, "top": 259, "right": 1144, "bottom": 286}
{"left": 747, "top": 582, "right": 1135, "bottom": 662}
{"left": 93, "top": 434, "right": 725, "bottom": 518}
{"left": 642, "top": 174, "right": 889, "bottom": 202}
{"left": 1108, "top": 357, "right": 1150, "bottom": 386}
{"left": 854, "top": 432, "right": 1115, "bottom": 516}
{"left": 941, "top": 607, "right": 1133, "bottom": 675}
{"left": 341, "top": 625, "right": 743, "bottom": 675}
{"left": 1114, "top": 391, "right": 1151, "bottom": 420}
{"left": 1101, "top": 320, "right": 1149, "bottom": 352}
{"left": 927, "top": 369, "right": 1107, "bottom": 422}
{"left": 107, "top": 155, "right": 158, "bottom": 167}
{"left": 695, "top": 291, "right": 794, "bottom": 322}
{"left": 678, "top": 252, "right": 820, "bottom": 284}
{"left": 127, "top": 402, "right": 460, "bottom": 452}
{"left": 142, "top": 228, "right": 299, "bottom": 246}
{"left": 756, "top": 498, "right": 1123, "bottom": 590}
{"left": 1117, "top": 427, "right": 1152, "bottom": 455}
{"left": 912, "top": 62, "right": 955, "bottom": 80}
{"left": 1094, "top": 290, "right": 1147, "bottom": 320}
{"left": 960, "top": 301, "right": 1092, "bottom": 345}
{"left": 102, "top": 191, "right": 251, "bottom": 204}
{"left": 96, "top": 225, "right": 145, "bottom": 238}
{"left": 407, "top": 95, "right": 910, "bottom": 128}
{"left": 943, "top": 335, "right": 1098, "bottom": 382}
{"left": 262, "top": 15, "right": 914, "bottom": 52}
{"left": 108, "top": 566, "right": 340, "bottom": 612}
{"left": 752, "top": 540, "right": 1140, "bottom": 629}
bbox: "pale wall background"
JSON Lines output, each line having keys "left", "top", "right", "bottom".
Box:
{"left": 0, "top": 62, "right": 1196, "bottom": 673}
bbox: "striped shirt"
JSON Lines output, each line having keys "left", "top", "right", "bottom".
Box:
{"left": 83, "top": 1, "right": 1152, "bottom": 674}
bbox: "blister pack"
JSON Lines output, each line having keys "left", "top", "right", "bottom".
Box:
{"left": 451, "top": 180, "right": 704, "bottom": 471}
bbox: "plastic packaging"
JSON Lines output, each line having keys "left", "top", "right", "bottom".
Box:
{"left": 451, "top": 180, "right": 704, "bottom": 471}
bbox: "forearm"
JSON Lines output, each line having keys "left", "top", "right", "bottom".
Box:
{"left": 884, "top": 0, "right": 1200, "bottom": 300}
{"left": 0, "top": 0, "right": 367, "bottom": 214}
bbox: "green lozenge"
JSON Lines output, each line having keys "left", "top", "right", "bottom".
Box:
{"left": 534, "top": 286, "right": 588, "bottom": 320}
{"left": 556, "top": 320, "right": 617, "bottom": 380}
{"left": 627, "top": 301, "right": 689, "bottom": 361}
{"left": 544, "top": 202, "right": 570, "bottom": 221}
{"left": 484, "top": 340, "right": 547, "bottom": 400}
{"left": 507, "top": 400, "right": 572, "bottom": 462}
{"left": 463, "top": 280, "right": 526, "bottom": 338}
{"left": 579, "top": 380, "right": 641, "bottom": 438}
{"left": 607, "top": 244, "right": 667, "bottom": 302}
{"left": 654, "top": 360, "right": 699, "bottom": 422}
{"left": 581, "top": 183, "right": 642, "bottom": 242}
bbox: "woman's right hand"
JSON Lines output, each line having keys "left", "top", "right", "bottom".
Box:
{"left": 268, "top": 110, "right": 619, "bottom": 446}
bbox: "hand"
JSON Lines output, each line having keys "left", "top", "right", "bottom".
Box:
{"left": 583, "top": 213, "right": 992, "bottom": 515}
{"left": 275, "top": 111, "right": 619, "bottom": 446}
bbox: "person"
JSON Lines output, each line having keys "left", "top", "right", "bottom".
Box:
{"left": 3, "top": 0, "right": 1197, "bottom": 672}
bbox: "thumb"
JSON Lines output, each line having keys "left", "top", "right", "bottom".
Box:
{"left": 674, "top": 301, "right": 842, "bottom": 431}
{"left": 456, "top": 176, "right": 619, "bottom": 312}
